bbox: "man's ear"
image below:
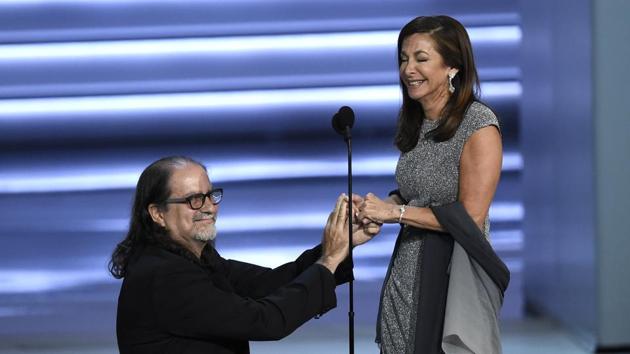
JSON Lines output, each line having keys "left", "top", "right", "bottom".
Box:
{"left": 148, "top": 204, "right": 167, "bottom": 228}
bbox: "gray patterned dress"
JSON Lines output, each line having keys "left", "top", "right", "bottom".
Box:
{"left": 377, "top": 101, "right": 499, "bottom": 353}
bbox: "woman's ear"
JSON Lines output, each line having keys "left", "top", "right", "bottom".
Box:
{"left": 148, "top": 204, "right": 166, "bottom": 228}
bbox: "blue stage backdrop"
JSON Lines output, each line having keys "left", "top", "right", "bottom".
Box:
{"left": 0, "top": 0, "right": 522, "bottom": 345}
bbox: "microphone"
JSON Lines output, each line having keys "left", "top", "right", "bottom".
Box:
{"left": 332, "top": 106, "right": 355, "bottom": 139}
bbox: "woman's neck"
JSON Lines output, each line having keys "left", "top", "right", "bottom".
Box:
{"left": 420, "top": 88, "right": 450, "bottom": 120}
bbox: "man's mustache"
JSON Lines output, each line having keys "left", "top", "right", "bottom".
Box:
{"left": 193, "top": 212, "right": 216, "bottom": 222}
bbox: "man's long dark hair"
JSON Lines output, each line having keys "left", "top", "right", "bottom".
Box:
{"left": 395, "top": 15, "right": 480, "bottom": 152}
{"left": 108, "top": 156, "right": 206, "bottom": 279}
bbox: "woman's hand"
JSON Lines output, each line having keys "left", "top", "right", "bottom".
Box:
{"left": 358, "top": 193, "right": 399, "bottom": 224}
{"left": 350, "top": 194, "right": 381, "bottom": 245}
{"left": 351, "top": 222, "right": 381, "bottom": 246}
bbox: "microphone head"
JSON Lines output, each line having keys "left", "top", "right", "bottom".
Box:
{"left": 332, "top": 106, "right": 355, "bottom": 135}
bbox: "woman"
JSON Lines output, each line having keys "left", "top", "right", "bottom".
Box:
{"left": 357, "top": 16, "right": 508, "bottom": 354}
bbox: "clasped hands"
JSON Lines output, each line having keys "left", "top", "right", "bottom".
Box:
{"left": 318, "top": 193, "right": 390, "bottom": 273}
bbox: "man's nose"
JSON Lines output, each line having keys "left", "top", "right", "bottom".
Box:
{"left": 201, "top": 197, "right": 218, "bottom": 214}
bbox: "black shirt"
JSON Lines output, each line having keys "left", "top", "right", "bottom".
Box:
{"left": 116, "top": 243, "right": 351, "bottom": 354}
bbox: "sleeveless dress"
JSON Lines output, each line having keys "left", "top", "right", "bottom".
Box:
{"left": 377, "top": 101, "right": 500, "bottom": 353}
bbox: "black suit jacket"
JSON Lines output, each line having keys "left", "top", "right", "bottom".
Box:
{"left": 116, "top": 243, "right": 352, "bottom": 354}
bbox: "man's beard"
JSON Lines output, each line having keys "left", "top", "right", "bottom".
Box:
{"left": 192, "top": 212, "right": 217, "bottom": 242}
{"left": 193, "top": 224, "right": 217, "bottom": 242}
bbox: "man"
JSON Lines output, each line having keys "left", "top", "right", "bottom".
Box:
{"left": 110, "top": 156, "right": 378, "bottom": 354}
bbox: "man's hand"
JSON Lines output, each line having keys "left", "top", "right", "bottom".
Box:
{"left": 317, "top": 194, "right": 350, "bottom": 273}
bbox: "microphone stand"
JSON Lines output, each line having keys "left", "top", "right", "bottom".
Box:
{"left": 343, "top": 126, "right": 354, "bottom": 354}
{"left": 332, "top": 106, "right": 356, "bottom": 354}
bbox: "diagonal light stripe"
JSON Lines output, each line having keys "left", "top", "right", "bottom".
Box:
{"left": 80, "top": 202, "right": 523, "bottom": 233}
{"left": 0, "top": 85, "right": 395, "bottom": 117}
{"left": 0, "top": 256, "right": 522, "bottom": 294}
{"left": 0, "top": 228, "right": 522, "bottom": 294}
{"left": 0, "top": 269, "right": 114, "bottom": 294}
{"left": 0, "top": 152, "right": 522, "bottom": 193}
{"left": 0, "top": 26, "right": 520, "bottom": 61}
{"left": 0, "top": 82, "right": 520, "bottom": 118}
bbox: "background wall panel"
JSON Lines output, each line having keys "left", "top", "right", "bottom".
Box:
{"left": 0, "top": 0, "right": 523, "bottom": 347}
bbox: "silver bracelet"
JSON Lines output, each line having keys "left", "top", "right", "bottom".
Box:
{"left": 398, "top": 205, "right": 406, "bottom": 224}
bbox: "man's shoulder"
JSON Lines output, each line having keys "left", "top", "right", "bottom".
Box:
{"left": 127, "top": 245, "right": 200, "bottom": 277}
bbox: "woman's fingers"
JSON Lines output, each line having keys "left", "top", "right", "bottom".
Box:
{"left": 357, "top": 192, "right": 388, "bottom": 224}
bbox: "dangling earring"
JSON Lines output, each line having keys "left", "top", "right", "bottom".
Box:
{"left": 448, "top": 72, "right": 456, "bottom": 93}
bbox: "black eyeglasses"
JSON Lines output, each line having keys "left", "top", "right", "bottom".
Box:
{"left": 164, "top": 188, "right": 223, "bottom": 210}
